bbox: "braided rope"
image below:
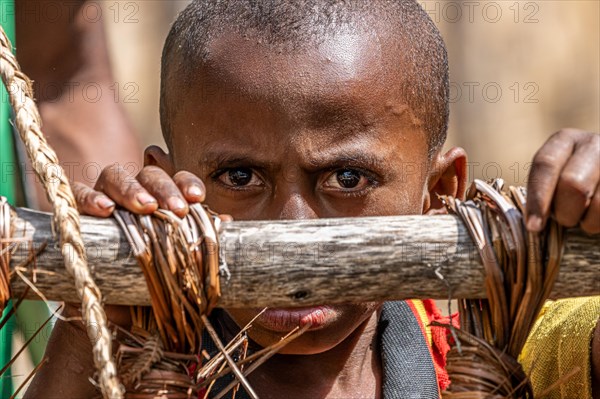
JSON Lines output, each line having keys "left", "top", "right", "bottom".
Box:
{"left": 0, "top": 27, "right": 124, "bottom": 397}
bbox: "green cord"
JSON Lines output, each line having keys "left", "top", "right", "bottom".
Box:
{"left": 1, "top": 1, "right": 17, "bottom": 394}
{"left": 0, "top": 0, "right": 16, "bottom": 203}
{"left": 1, "top": 2, "right": 52, "bottom": 396}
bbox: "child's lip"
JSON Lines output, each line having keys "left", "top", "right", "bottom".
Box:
{"left": 254, "top": 306, "right": 338, "bottom": 332}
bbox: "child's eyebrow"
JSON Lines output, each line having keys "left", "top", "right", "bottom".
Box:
{"left": 304, "top": 151, "right": 387, "bottom": 171}
{"left": 201, "top": 151, "right": 273, "bottom": 170}
{"left": 200, "top": 150, "right": 387, "bottom": 172}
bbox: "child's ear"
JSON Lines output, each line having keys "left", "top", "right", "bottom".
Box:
{"left": 144, "top": 145, "right": 175, "bottom": 175}
{"left": 423, "top": 147, "right": 467, "bottom": 215}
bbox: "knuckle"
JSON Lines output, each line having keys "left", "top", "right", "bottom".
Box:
{"left": 174, "top": 170, "right": 204, "bottom": 187}
{"left": 122, "top": 173, "right": 138, "bottom": 187}
{"left": 137, "top": 166, "right": 171, "bottom": 187}
{"left": 74, "top": 186, "right": 88, "bottom": 206}
{"left": 150, "top": 178, "right": 181, "bottom": 199}
{"left": 139, "top": 165, "right": 163, "bottom": 176}
{"left": 541, "top": 130, "right": 576, "bottom": 152}
{"left": 554, "top": 128, "right": 581, "bottom": 140}
{"left": 122, "top": 179, "right": 143, "bottom": 197}
{"left": 173, "top": 170, "right": 192, "bottom": 182}
{"left": 96, "top": 168, "right": 110, "bottom": 185}
{"left": 98, "top": 163, "right": 121, "bottom": 179}
{"left": 558, "top": 172, "right": 593, "bottom": 200}
{"left": 98, "top": 163, "right": 129, "bottom": 187}
{"left": 531, "top": 151, "right": 559, "bottom": 172}
{"left": 575, "top": 131, "right": 599, "bottom": 149}
{"left": 555, "top": 128, "right": 572, "bottom": 137}
{"left": 554, "top": 128, "right": 599, "bottom": 146}
{"left": 74, "top": 186, "right": 97, "bottom": 210}
{"left": 589, "top": 132, "right": 600, "bottom": 147}
{"left": 136, "top": 165, "right": 160, "bottom": 182}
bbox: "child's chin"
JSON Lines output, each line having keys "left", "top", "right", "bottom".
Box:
{"left": 227, "top": 303, "right": 379, "bottom": 354}
{"left": 274, "top": 337, "right": 341, "bottom": 355}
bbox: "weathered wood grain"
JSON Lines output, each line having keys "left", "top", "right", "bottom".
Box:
{"left": 8, "top": 207, "right": 599, "bottom": 307}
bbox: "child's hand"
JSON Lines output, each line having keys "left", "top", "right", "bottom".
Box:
{"left": 72, "top": 164, "right": 206, "bottom": 218}
{"left": 35, "top": 165, "right": 208, "bottom": 398}
{"left": 526, "top": 129, "right": 600, "bottom": 397}
{"left": 526, "top": 128, "right": 599, "bottom": 234}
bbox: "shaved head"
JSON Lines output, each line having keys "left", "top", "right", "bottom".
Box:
{"left": 160, "top": 0, "right": 449, "bottom": 158}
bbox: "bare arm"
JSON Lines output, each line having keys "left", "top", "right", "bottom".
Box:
{"left": 15, "top": 0, "right": 141, "bottom": 210}
{"left": 14, "top": 1, "right": 139, "bottom": 396}
{"left": 24, "top": 304, "right": 131, "bottom": 398}
{"left": 23, "top": 304, "right": 99, "bottom": 398}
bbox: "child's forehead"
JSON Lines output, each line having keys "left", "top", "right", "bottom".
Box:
{"left": 169, "top": 29, "right": 429, "bottom": 161}
{"left": 198, "top": 29, "right": 404, "bottom": 105}
{"left": 161, "top": 2, "right": 448, "bottom": 158}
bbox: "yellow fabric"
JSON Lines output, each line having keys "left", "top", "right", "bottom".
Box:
{"left": 520, "top": 296, "right": 600, "bottom": 399}
{"left": 412, "top": 299, "right": 433, "bottom": 347}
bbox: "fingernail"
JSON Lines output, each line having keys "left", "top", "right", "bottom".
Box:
{"left": 168, "top": 197, "right": 186, "bottom": 211}
{"left": 187, "top": 185, "right": 202, "bottom": 197}
{"left": 526, "top": 215, "right": 543, "bottom": 232}
{"left": 136, "top": 193, "right": 156, "bottom": 206}
{"left": 96, "top": 196, "right": 115, "bottom": 210}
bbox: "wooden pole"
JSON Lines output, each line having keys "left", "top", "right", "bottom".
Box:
{"left": 7, "top": 207, "right": 600, "bottom": 307}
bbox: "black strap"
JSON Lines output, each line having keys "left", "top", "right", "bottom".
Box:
{"left": 379, "top": 301, "right": 439, "bottom": 399}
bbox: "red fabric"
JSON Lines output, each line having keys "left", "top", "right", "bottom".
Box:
{"left": 415, "top": 299, "right": 459, "bottom": 392}
{"left": 406, "top": 300, "right": 441, "bottom": 391}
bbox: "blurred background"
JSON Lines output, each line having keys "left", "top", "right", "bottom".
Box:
{"left": 3, "top": 0, "right": 599, "bottom": 395}
{"left": 102, "top": 0, "right": 599, "bottom": 185}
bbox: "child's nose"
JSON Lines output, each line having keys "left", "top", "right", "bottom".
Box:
{"left": 273, "top": 192, "right": 319, "bottom": 220}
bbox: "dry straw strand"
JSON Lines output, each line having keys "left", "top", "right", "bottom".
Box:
{"left": 114, "top": 204, "right": 312, "bottom": 397}
{"left": 0, "top": 26, "right": 124, "bottom": 397}
{"left": 440, "top": 179, "right": 564, "bottom": 398}
{"left": 0, "top": 197, "right": 13, "bottom": 311}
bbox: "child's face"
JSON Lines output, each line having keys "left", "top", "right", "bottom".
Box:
{"left": 157, "top": 31, "right": 449, "bottom": 354}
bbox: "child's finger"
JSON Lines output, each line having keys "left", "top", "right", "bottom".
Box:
{"left": 173, "top": 170, "right": 206, "bottom": 203}
{"left": 580, "top": 186, "right": 600, "bottom": 234}
{"left": 526, "top": 130, "right": 576, "bottom": 232}
{"left": 136, "top": 165, "right": 189, "bottom": 217}
{"left": 95, "top": 163, "right": 158, "bottom": 214}
{"left": 553, "top": 135, "right": 600, "bottom": 227}
{"left": 72, "top": 182, "right": 115, "bottom": 217}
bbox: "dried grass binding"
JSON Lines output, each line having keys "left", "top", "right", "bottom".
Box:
{"left": 438, "top": 179, "right": 564, "bottom": 398}
{"left": 114, "top": 204, "right": 307, "bottom": 398}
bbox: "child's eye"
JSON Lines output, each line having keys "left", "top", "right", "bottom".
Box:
{"left": 215, "top": 168, "right": 263, "bottom": 187}
{"left": 322, "top": 168, "right": 373, "bottom": 191}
